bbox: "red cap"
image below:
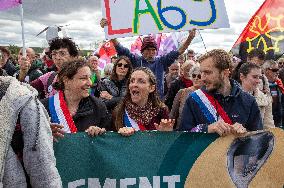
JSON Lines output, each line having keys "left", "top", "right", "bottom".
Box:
{"left": 141, "top": 36, "right": 157, "bottom": 52}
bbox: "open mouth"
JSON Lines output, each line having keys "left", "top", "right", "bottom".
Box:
{"left": 131, "top": 90, "right": 140, "bottom": 97}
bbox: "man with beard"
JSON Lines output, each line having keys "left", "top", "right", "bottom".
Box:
{"left": 179, "top": 49, "right": 263, "bottom": 136}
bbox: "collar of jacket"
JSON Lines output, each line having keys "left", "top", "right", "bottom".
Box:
{"left": 202, "top": 79, "right": 242, "bottom": 99}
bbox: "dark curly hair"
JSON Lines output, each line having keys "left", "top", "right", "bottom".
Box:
{"left": 53, "top": 59, "right": 91, "bottom": 90}
{"left": 110, "top": 56, "right": 133, "bottom": 81}
{"left": 49, "top": 37, "right": 79, "bottom": 57}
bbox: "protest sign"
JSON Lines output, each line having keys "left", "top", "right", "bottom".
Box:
{"left": 101, "top": 0, "right": 230, "bottom": 39}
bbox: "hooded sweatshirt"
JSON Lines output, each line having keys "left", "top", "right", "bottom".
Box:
{"left": 0, "top": 76, "right": 62, "bottom": 188}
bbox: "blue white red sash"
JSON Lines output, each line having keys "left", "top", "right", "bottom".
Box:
{"left": 191, "top": 89, "right": 232, "bottom": 125}
{"left": 49, "top": 91, "right": 77, "bottom": 133}
{"left": 123, "top": 110, "right": 146, "bottom": 131}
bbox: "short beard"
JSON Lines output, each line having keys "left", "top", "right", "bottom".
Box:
{"left": 209, "top": 82, "right": 222, "bottom": 93}
{"left": 207, "top": 75, "right": 223, "bottom": 93}
{"left": 171, "top": 74, "right": 178, "bottom": 80}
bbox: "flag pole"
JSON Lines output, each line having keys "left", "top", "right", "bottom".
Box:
{"left": 198, "top": 29, "right": 207, "bottom": 53}
{"left": 20, "top": 1, "right": 26, "bottom": 57}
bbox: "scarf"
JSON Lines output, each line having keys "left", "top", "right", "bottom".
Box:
{"left": 181, "top": 77, "right": 193, "bottom": 88}
{"left": 191, "top": 89, "right": 233, "bottom": 125}
{"left": 125, "top": 100, "right": 160, "bottom": 128}
{"left": 49, "top": 90, "right": 77, "bottom": 133}
{"left": 275, "top": 79, "right": 284, "bottom": 94}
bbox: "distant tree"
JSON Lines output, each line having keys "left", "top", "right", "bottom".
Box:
{"left": 8, "top": 45, "right": 20, "bottom": 56}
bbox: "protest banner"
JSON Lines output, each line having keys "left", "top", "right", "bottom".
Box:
{"left": 101, "top": 0, "right": 230, "bottom": 39}
{"left": 54, "top": 128, "right": 284, "bottom": 188}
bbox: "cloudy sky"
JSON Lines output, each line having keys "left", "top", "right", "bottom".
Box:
{"left": 0, "top": 0, "right": 264, "bottom": 53}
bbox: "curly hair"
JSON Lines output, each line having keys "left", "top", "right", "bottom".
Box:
{"left": 110, "top": 56, "right": 133, "bottom": 81}
{"left": 53, "top": 58, "right": 91, "bottom": 90}
{"left": 113, "top": 67, "right": 165, "bottom": 130}
{"left": 49, "top": 37, "right": 79, "bottom": 57}
{"left": 198, "top": 49, "right": 233, "bottom": 72}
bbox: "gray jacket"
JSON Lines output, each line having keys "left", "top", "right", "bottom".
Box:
{"left": 0, "top": 76, "right": 62, "bottom": 188}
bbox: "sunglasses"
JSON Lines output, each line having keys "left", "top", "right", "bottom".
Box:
{"left": 278, "top": 62, "right": 284, "bottom": 65}
{"left": 192, "top": 74, "right": 201, "bottom": 79}
{"left": 117, "top": 63, "right": 129, "bottom": 68}
{"left": 268, "top": 68, "right": 279, "bottom": 72}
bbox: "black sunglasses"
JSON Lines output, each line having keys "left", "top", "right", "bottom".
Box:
{"left": 278, "top": 62, "right": 284, "bottom": 65}
{"left": 268, "top": 68, "right": 279, "bottom": 72}
{"left": 117, "top": 63, "right": 129, "bottom": 68}
{"left": 192, "top": 74, "right": 201, "bottom": 79}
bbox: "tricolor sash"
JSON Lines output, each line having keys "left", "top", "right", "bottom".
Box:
{"left": 191, "top": 89, "right": 233, "bottom": 125}
{"left": 49, "top": 91, "right": 77, "bottom": 133}
{"left": 123, "top": 110, "right": 146, "bottom": 131}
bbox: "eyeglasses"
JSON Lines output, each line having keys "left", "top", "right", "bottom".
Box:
{"left": 51, "top": 50, "right": 69, "bottom": 57}
{"left": 278, "top": 62, "right": 284, "bottom": 65}
{"left": 268, "top": 68, "right": 279, "bottom": 73}
{"left": 117, "top": 63, "right": 129, "bottom": 69}
{"left": 192, "top": 74, "right": 201, "bottom": 79}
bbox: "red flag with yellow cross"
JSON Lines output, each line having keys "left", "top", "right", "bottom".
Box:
{"left": 231, "top": 0, "right": 284, "bottom": 61}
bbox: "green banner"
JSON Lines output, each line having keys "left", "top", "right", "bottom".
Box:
{"left": 54, "top": 132, "right": 218, "bottom": 188}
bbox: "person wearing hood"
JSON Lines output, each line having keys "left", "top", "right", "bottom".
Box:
{"left": 17, "top": 48, "right": 44, "bottom": 83}
{"left": 0, "top": 76, "right": 62, "bottom": 187}
{"left": 180, "top": 49, "right": 263, "bottom": 136}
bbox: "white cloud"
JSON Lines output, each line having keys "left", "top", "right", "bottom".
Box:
{"left": 0, "top": 0, "right": 265, "bottom": 53}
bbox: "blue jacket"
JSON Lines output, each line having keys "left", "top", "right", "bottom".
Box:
{"left": 179, "top": 80, "right": 263, "bottom": 132}
{"left": 115, "top": 44, "right": 179, "bottom": 98}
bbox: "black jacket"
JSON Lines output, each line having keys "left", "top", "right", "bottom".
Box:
{"left": 42, "top": 95, "right": 113, "bottom": 131}
{"left": 99, "top": 78, "right": 127, "bottom": 112}
{"left": 165, "top": 77, "right": 189, "bottom": 110}
{"left": 2, "top": 59, "right": 18, "bottom": 76}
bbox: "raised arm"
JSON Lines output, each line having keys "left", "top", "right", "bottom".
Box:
{"left": 178, "top": 29, "right": 196, "bottom": 55}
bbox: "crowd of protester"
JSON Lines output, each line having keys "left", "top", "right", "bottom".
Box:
{"left": 0, "top": 21, "right": 284, "bottom": 187}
